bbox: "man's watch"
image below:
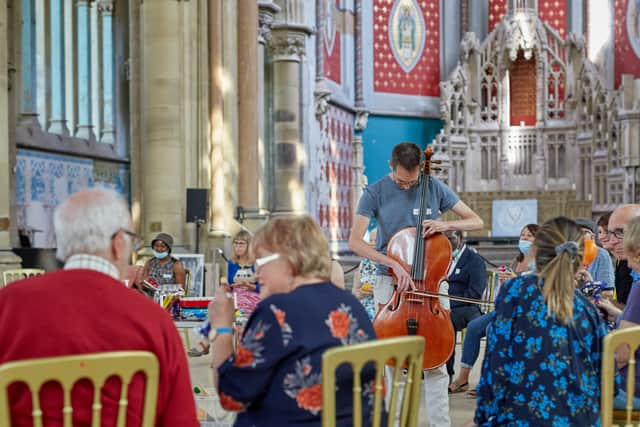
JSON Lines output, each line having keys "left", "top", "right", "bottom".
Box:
{"left": 208, "top": 326, "right": 233, "bottom": 342}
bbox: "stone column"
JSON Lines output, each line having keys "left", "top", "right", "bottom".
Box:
{"left": 237, "top": 0, "right": 260, "bottom": 217}
{"left": 352, "top": 0, "right": 368, "bottom": 208}
{"left": 0, "top": 0, "right": 22, "bottom": 271}
{"left": 98, "top": 0, "right": 115, "bottom": 143}
{"left": 257, "top": 1, "right": 279, "bottom": 211}
{"left": 208, "top": 0, "right": 226, "bottom": 234}
{"left": 49, "top": 0, "right": 68, "bottom": 135}
{"left": 140, "top": 0, "right": 184, "bottom": 244}
{"left": 19, "top": 0, "right": 38, "bottom": 123}
{"left": 268, "top": 30, "right": 307, "bottom": 214}
{"left": 75, "top": 0, "right": 93, "bottom": 140}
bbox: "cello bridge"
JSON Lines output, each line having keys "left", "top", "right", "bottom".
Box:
{"left": 405, "top": 298, "right": 424, "bottom": 304}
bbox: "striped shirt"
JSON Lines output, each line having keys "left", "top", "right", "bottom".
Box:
{"left": 64, "top": 254, "right": 120, "bottom": 280}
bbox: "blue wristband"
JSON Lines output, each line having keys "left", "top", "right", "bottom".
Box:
{"left": 216, "top": 327, "right": 233, "bottom": 335}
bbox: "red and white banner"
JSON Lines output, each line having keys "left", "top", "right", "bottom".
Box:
{"left": 324, "top": 0, "right": 341, "bottom": 84}
{"left": 489, "top": 0, "right": 566, "bottom": 36}
{"left": 614, "top": 0, "right": 640, "bottom": 87}
{"left": 373, "top": 0, "right": 440, "bottom": 96}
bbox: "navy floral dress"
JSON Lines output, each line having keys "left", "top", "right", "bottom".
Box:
{"left": 474, "top": 274, "right": 608, "bottom": 427}
{"left": 217, "top": 282, "right": 377, "bottom": 427}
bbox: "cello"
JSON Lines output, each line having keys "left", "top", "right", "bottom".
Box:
{"left": 373, "top": 146, "right": 455, "bottom": 370}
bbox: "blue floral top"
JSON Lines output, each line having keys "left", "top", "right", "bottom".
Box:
{"left": 474, "top": 274, "right": 608, "bottom": 427}
{"left": 217, "top": 282, "right": 377, "bottom": 427}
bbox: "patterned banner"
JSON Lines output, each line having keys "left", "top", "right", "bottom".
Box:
{"left": 324, "top": 0, "right": 341, "bottom": 84}
{"left": 373, "top": 0, "right": 440, "bottom": 96}
{"left": 614, "top": 0, "right": 640, "bottom": 87}
{"left": 489, "top": 0, "right": 567, "bottom": 36}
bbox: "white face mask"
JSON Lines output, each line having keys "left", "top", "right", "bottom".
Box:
{"left": 153, "top": 250, "right": 169, "bottom": 260}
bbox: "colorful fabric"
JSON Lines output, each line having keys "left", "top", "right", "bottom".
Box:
{"left": 358, "top": 259, "right": 377, "bottom": 320}
{"left": 217, "top": 282, "right": 377, "bottom": 427}
{"left": 474, "top": 274, "right": 607, "bottom": 427}
{"left": 0, "top": 269, "right": 199, "bottom": 427}
{"left": 228, "top": 261, "right": 260, "bottom": 314}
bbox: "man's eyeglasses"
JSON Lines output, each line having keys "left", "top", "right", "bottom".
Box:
{"left": 391, "top": 171, "right": 419, "bottom": 188}
{"left": 112, "top": 228, "right": 143, "bottom": 251}
{"left": 607, "top": 228, "right": 625, "bottom": 240}
{"left": 255, "top": 253, "right": 280, "bottom": 270}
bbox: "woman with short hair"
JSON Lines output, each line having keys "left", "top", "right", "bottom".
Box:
{"left": 209, "top": 215, "right": 376, "bottom": 427}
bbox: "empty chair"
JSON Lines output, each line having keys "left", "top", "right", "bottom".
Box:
{"left": 322, "top": 336, "right": 425, "bottom": 427}
{"left": 0, "top": 351, "right": 159, "bottom": 427}
{"left": 2, "top": 268, "right": 45, "bottom": 287}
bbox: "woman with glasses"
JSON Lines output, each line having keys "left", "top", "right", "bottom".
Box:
{"left": 226, "top": 230, "right": 260, "bottom": 314}
{"left": 141, "top": 232, "right": 186, "bottom": 288}
{"left": 209, "top": 215, "right": 376, "bottom": 427}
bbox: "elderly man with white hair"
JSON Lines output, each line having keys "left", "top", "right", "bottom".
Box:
{"left": 0, "top": 188, "right": 199, "bottom": 427}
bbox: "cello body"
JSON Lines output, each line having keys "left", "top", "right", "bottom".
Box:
{"left": 373, "top": 228, "right": 455, "bottom": 369}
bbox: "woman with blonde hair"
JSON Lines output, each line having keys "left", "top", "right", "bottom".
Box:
{"left": 208, "top": 215, "right": 376, "bottom": 426}
{"left": 473, "top": 217, "right": 607, "bottom": 426}
{"left": 226, "top": 229, "right": 260, "bottom": 315}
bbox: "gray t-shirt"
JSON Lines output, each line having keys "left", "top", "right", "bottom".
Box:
{"left": 356, "top": 174, "right": 459, "bottom": 274}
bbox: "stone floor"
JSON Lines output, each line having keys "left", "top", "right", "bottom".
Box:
{"left": 186, "top": 335, "right": 486, "bottom": 427}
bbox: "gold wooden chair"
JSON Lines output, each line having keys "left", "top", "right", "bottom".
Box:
{"left": 321, "top": 336, "right": 425, "bottom": 427}
{"left": 601, "top": 326, "right": 640, "bottom": 427}
{"left": 0, "top": 351, "right": 159, "bottom": 427}
{"left": 2, "top": 268, "right": 45, "bottom": 287}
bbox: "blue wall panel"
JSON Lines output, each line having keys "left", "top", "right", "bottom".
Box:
{"left": 360, "top": 115, "right": 442, "bottom": 185}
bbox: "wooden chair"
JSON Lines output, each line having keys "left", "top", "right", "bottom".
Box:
{"left": 480, "top": 271, "right": 499, "bottom": 313}
{"left": 0, "top": 351, "right": 159, "bottom": 427}
{"left": 601, "top": 326, "right": 640, "bottom": 427}
{"left": 2, "top": 268, "right": 45, "bottom": 287}
{"left": 321, "top": 336, "right": 425, "bottom": 427}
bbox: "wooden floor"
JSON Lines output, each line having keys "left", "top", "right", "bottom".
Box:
{"left": 185, "top": 336, "right": 486, "bottom": 427}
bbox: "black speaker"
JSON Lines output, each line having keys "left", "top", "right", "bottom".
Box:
{"left": 186, "top": 188, "right": 208, "bottom": 223}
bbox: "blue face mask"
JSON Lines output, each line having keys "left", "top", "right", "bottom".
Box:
{"left": 153, "top": 250, "right": 169, "bottom": 260}
{"left": 518, "top": 240, "right": 533, "bottom": 255}
{"left": 452, "top": 248, "right": 461, "bottom": 259}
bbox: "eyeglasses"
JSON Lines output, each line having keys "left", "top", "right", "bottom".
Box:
{"left": 607, "top": 228, "right": 625, "bottom": 240}
{"left": 255, "top": 253, "right": 280, "bottom": 269}
{"left": 233, "top": 241, "right": 248, "bottom": 246}
{"left": 391, "top": 171, "right": 419, "bottom": 188}
{"left": 112, "top": 228, "right": 143, "bottom": 251}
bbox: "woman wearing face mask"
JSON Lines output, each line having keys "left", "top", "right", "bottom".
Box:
{"left": 449, "top": 223, "right": 538, "bottom": 395}
{"left": 141, "top": 232, "right": 186, "bottom": 288}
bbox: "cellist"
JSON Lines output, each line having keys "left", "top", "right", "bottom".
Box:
{"left": 348, "top": 142, "right": 483, "bottom": 427}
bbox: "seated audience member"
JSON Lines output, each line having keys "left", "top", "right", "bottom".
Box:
{"left": 141, "top": 232, "right": 186, "bottom": 288}
{"left": 474, "top": 217, "right": 607, "bottom": 426}
{"left": 575, "top": 217, "right": 615, "bottom": 286}
{"left": 0, "top": 189, "right": 198, "bottom": 426}
{"left": 598, "top": 211, "right": 613, "bottom": 252}
{"left": 445, "top": 230, "right": 487, "bottom": 382}
{"left": 449, "top": 223, "right": 538, "bottom": 395}
{"left": 607, "top": 205, "right": 640, "bottom": 305}
{"left": 209, "top": 215, "right": 377, "bottom": 426}
{"left": 351, "top": 229, "right": 378, "bottom": 320}
{"left": 225, "top": 230, "right": 261, "bottom": 314}
{"left": 597, "top": 216, "right": 640, "bottom": 409}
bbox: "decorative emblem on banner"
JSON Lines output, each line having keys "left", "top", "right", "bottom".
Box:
{"left": 388, "top": 0, "right": 426, "bottom": 73}
{"left": 324, "top": 0, "right": 336, "bottom": 54}
{"left": 628, "top": 0, "right": 640, "bottom": 58}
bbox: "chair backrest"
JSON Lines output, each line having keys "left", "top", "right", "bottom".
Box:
{"left": 321, "top": 336, "right": 424, "bottom": 427}
{"left": 0, "top": 351, "right": 159, "bottom": 427}
{"left": 481, "top": 271, "right": 499, "bottom": 313}
{"left": 2, "top": 268, "right": 45, "bottom": 287}
{"left": 601, "top": 326, "right": 640, "bottom": 427}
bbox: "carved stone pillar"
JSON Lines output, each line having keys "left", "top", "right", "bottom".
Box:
{"left": 48, "top": 0, "right": 69, "bottom": 135}
{"left": 0, "top": 0, "right": 22, "bottom": 270}
{"left": 140, "top": 0, "right": 184, "bottom": 244}
{"left": 268, "top": 29, "right": 308, "bottom": 214}
{"left": 75, "top": 0, "right": 93, "bottom": 140}
{"left": 257, "top": 1, "right": 279, "bottom": 211}
{"left": 98, "top": 0, "right": 115, "bottom": 143}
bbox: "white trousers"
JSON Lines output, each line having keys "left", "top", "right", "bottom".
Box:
{"left": 375, "top": 275, "right": 451, "bottom": 427}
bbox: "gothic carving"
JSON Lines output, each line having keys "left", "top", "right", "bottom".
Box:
{"left": 267, "top": 31, "right": 306, "bottom": 60}
{"left": 258, "top": 1, "right": 280, "bottom": 43}
{"left": 436, "top": 4, "right": 640, "bottom": 211}
{"left": 97, "top": 0, "right": 114, "bottom": 13}
{"left": 314, "top": 88, "right": 331, "bottom": 119}
{"left": 354, "top": 110, "right": 369, "bottom": 132}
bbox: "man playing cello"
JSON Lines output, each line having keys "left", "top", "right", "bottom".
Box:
{"left": 348, "top": 142, "right": 483, "bottom": 427}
